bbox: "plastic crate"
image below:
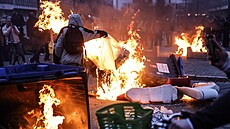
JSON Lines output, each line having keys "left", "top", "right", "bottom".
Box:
{"left": 96, "top": 102, "right": 153, "bottom": 129}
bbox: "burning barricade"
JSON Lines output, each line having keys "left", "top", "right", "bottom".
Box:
{"left": 175, "top": 26, "right": 207, "bottom": 58}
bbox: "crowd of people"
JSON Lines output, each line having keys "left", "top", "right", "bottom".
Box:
{"left": 0, "top": 4, "right": 230, "bottom": 129}
{"left": 0, "top": 9, "right": 50, "bottom": 66}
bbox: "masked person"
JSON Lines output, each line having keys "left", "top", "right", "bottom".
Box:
{"left": 168, "top": 37, "right": 230, "bottom": 129}
{"left": 54, "top": 14, "right": 108, "bottom": 66}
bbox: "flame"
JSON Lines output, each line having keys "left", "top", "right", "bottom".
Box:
{"left": 35, "top": 1, "right": 145, "bottom": 101}
{"left": 35, "top": 1, "right": 68, "bottom": 33}
{"left": 93, "top": 21, "right": 146, "bottom": 100}
{"left": 32, "top": 84, "right": 65, "bottom": 129}
{"left": 180, "top": 94, "right": 195, "bottom": 102}
{"left": 175, "top": 26, "right": 207, "bottom": 56}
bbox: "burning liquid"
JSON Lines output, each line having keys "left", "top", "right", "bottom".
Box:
{"left": 30, "top": 85, "right": 64, "bottom": 129}
{"left": 175, "top": 26, "right": 207, "bottom": 56}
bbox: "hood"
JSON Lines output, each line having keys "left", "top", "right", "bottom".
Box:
{"left": 68, "top": 14, "right": 84, "bottom": 26}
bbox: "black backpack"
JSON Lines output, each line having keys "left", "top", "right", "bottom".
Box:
{"left": 63, "top": 25, "right": 84, "bottom": 55}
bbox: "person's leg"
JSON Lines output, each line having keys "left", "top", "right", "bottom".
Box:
{"left": 154, "top": 33, "right": 159, "bottom": 46}
{"left": 16, "top": 43, "right": 26, "bottom": 63}
{"left": 30, "top": 47, "right": 41, "bottom": 63}
{"left": 44, "top": 43, "right": 50, "bottom": 61}
{"left": 8, "top": 44, "right": 13, "bottom": 65}
{"left": 166, "top": 32, "right": 172, "bottom": 47}
{"left": 29, "top": 38, "right": 42, "bottom": 63}
{"left": 0, "top": 46, "right": 4, "bottom": 66}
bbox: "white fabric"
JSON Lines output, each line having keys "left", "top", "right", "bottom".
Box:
{"left": 176, "top": 86, "right": 219, "bottom": 100}
{"left": 125, "top": 84, "right": 178, "bottom": 104}
{"left": 84, "top": 35, "right": 122, "bottom": 71}
{"left": 192, "top": 82, "right": 220, "bottom": 91}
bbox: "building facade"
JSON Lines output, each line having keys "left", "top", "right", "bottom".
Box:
{"left": 0, "top": 0, "right": 39, "bottom": 19}
{"left": 113, "top": 0, "right": 133, "bottom": 10}
{"left": 198, "top": 0, "right": 229, "bottom": 17}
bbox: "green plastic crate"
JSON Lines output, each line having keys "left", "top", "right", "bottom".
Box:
{"left": 96, "top": 102, "right": 153, "bottom": 129}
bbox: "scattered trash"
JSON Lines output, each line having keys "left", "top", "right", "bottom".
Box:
{"left": 143, "top": 106, "right": 174, "bottom": 129}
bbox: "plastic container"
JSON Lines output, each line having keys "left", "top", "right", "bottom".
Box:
{"left": 0, "top": 63, "right": 85, "bottom": 84}
{"left": 96, "top": 102, "right": 153, "bottom": 129}
{"left": 0, "top": 63, "right": 89, "bottom": 129}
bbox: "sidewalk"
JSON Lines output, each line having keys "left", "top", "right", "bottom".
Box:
{"left": 3, "top": 53, "right": 53, "bottom": 66}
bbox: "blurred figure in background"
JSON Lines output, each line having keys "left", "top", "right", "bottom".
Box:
{"left": 2, "top": 16, "right": 26, "bottom": 65}
{"left": 0, "top": 22, "right": 4, "bottom": 66}
{"left": 26, "top": 12, "right": 50, "bottom": 63}
{"left": 11, "top": 9, "right": 26, "bottom": 53}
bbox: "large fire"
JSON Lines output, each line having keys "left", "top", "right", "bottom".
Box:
{"left": 175, "top": 26, "right": 207, "bottom": 56}
{"left": 29, "top": 85, "right": 64, "bottom": 129}
{"left": 35, "top": 1, "right": 68, "bottom": 33}
{"left": 85, "top": 21, "right": 146, "bottom": 100}
{"left": 36, "top": 0, "right": 146, "bottom": 101}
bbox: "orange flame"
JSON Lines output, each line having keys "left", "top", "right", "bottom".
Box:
{"left": 35, "top": 1, "right": 145, "bottom": 101}
{"left": 180, "top": 94, "right": 195, "bottom": 102}
{"left": 35, "top": 1, "right": 68, "bottom": 33}
{"left": 31, "top": 84, "right": 65, "bottom": 129}
{"left": 175, "top": 26, "right": 207, "bottom": 56}
{"left": 95, "top": 21, "right": 146, "bottom": 100}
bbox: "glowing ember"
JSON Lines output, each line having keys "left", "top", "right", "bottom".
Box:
{"left": 181, "top": 94, "right": 195, "bottom": 102}
{"left": 86, "top": 21, "right": 146, "bottom": 100}
{"left": 175, "top": 26, "right": 207, "bottom": 56}
{"left": 35, "top": 1, "right": 68, "bottom": 33}
{"left": 31, "top": 84, "right": 65, "bottom": 129}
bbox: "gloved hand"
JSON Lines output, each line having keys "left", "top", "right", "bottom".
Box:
{"left": 206, "top": 37, "right": 229, "bottom": 71}
{"left": 96, "top": 30, "right": 108, "bottom": 38}
{"left": 168, "top": 119, "right": 193, "bottom": 129}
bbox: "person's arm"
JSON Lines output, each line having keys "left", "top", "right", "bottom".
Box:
{"left": 2, "top": 26, "right": 12, "bottom": 36}
{"left": 189, "top": 90, "right": 230, "bottom": 129}
{"left": 169, "top": 90, "right": 230, "bottom": 129}
{"left": 12, "top": 25, "right": 20, "bottom": 35}
{"left": 80, "top": 27, "right": 107, "bottom": 42}
{"left": 54, "top": 29, "right": 65, "bottom": 58}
